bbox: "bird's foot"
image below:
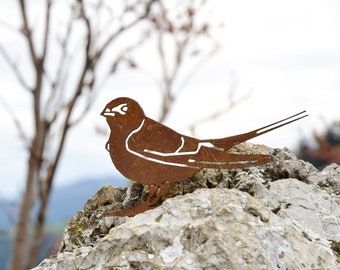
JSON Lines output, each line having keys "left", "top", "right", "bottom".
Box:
{"left": 104, "top": 183, "right": 170, "bottom": 217}
{"left": 105, "top": 201, "right": 155, "bottom": 217}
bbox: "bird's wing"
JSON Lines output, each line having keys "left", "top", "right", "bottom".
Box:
{"left": 126, "top": 118, "right": 199, "bottom": 154}
{"left": 127, "top": 123, "right": 273, "bottom": 169}
{"left": 125, "top": 118, "right": 213, "bottom": 168}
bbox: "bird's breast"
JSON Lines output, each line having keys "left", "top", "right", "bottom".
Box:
{"left": 107, "top": 141, "right": 198, "bottom": 185}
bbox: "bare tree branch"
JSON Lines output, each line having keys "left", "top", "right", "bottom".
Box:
{"left": 93, "top": 0, "right": 155, "bottom": 63}
{"left": 146, "top": 0, "right": 222, "bottom": 123}
{"left": 0, "top": 93, "right": 30, "bottom": 148}
{"left": 41, "top": 0, "right": 52, "bottom": 61}
{"left": 18, "top": 0, "right": 39, "bottom": 71}
{"left": 0, "top": 45, "right": 32, "bottom": 91}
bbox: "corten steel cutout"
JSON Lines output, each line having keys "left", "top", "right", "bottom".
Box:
{"left": 101, "top": 97, "right": 307, "bottom": 216}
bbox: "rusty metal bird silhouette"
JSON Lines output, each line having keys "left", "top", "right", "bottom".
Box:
{"left": 101, "top": 97, "right": 307, "bottom": 216}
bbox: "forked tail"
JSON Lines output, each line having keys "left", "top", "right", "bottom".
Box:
{"left": 252, "top": 110, "right": 308, "bottom": 137}
{"left": 210, "top": 110, "right": 308, "bottom": 149}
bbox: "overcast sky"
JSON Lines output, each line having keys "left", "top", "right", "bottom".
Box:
{"left": 1, "top": 0, "right": 340, "bottom": 199}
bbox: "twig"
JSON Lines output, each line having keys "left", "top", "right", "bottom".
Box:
{"left": 0, "top": 45, "right": 32, "bottom": 91}
{"left": 0, "top": 93, "right": 30, "bottom": 148}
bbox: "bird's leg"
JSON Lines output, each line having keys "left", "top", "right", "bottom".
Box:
{"left": 145, "top": 184, "right": 160, "bottom": 204}
{"left": 148, "top": 183, "right": 170, "bottom": 206}
{"left": 105, "top": 183, "right": 170, "bottom": 217}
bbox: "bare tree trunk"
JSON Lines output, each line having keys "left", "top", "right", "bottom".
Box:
{"left": 26, "top": 96, "right": 70, "bottom": 269}
{"left": 5, "top": 1, "right": 156, "bottom": 268}
{"left": 26, "top": 187, "right": 50, "bottom": 269}
{"left": 10, "top": 153, "right": 40, "bottom": 270}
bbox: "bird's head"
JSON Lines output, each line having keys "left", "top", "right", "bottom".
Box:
{"left": 101, "top": 97, "right": 145, "bottom": 129}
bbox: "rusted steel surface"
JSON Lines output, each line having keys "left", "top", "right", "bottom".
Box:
{"left": 101, "top": 97, "right": 307, "bottom": 216}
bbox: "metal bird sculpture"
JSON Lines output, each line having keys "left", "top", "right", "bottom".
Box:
{"left": 101, "top": 97, "right": 307, "bottom": 216}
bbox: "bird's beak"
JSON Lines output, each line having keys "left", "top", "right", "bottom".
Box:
{"left": 101, "top": 103, "right": 127, "bottom": 117}
{"left": 100, "top": 107, "right": 112, "bottom": 117}
{"left": 101, "top": 107, "right": 117, "bottom": 117}
{"left": 100, "top": 108, "right": 107, "bottom": 117}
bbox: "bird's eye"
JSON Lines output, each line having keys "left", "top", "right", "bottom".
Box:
{"left": 122, "top": 105, "right": 128, "bottom": 112}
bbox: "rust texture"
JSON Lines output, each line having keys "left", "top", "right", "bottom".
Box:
{"left": 101, "top": 97, "right": 307, "bottom": 216}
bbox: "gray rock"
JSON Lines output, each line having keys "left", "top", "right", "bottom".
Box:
{"left": 309, "top": 163, "right": 340, "bottom": 195}
{"left": 33, "top": 145, "right": 340, "bottom": 269}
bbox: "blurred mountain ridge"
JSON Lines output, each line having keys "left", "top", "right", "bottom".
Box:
{"left": 0, "top": 175, "right": 128, "bottom": 230}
